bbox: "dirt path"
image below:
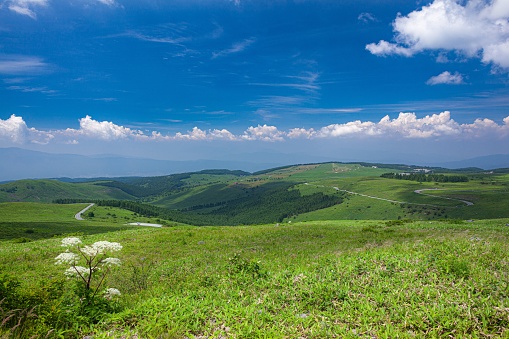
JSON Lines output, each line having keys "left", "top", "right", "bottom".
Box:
{"left": 74, "top": 203, "right": 95, "bottom": 220}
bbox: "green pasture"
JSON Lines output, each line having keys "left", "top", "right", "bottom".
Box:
{"left": 2, "top": 218, "right": 509, "bottom": 338}
{"left": 0, "top": 179, "right": 134, "bottom": 203}
{"left": 0, "top": 203, "right": 167, "bottom": 241}
{"left": 0, "top": 202, "right": 90, "bottom": 222}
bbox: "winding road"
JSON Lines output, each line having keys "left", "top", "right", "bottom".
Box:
{"left": 305, "top": 183, "right": 474, "bottom": 207}
{"left": 413, "top": 188, "right": 474, "bottom": 206}
{"left": 74, "top": 203, "right": 163, "bottom": 227}
{"left": 74, "top": 203, "right": 95, "bottom": 220}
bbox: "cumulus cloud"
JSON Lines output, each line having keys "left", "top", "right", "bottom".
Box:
{"left": 287, "top": 111, "right": 508, "bottom": 139}
{"left": 64, "top": 116, "right": 146, "bottom": 141}
{"left": 7, "top": 0, "right": 47, "bottom": 19}
{"left": 426, "top": 71, "right": 465, "bottom": 85}
{"left": 366, "top": 0, "right": 509, "bottom": 69}
{"left": 241, "top": 125, "right": 285, "bottom": 141}
{"left": 0, "top": 114, "right": 53, "bottom": 144}
{"left": 1, "top": 113, "right": 509, "bottom": 147}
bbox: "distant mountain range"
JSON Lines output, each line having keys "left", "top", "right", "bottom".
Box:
{"left": 1, "top": 147, "right": 508, "bottom": 182}
{"left": 431, "top": 154, "right": 509, "bottom": 170}
{"left": 0, "top": 148, "right": 279, "bottom": 182}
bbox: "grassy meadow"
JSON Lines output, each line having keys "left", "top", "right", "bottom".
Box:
{"left": 2, "top": 218, "right": 509, "bottom": 338}
{"left": 2, "top": 163, "right": 509, "bottom": 338}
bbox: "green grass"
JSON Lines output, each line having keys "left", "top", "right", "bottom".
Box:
{"left": 0, "top": 203, "right": 175, "bottom": 241}
{"left": 0, "top": 202, "right": 90, "bottom": 222}
{"left": 2, "top": 218, "right": 509, "bottom": 338}
{"left": 3, "top": 163, "right": 509, "bottom": 222}
{"left": 0, "top": 179, "right": 135, "bottom": 203}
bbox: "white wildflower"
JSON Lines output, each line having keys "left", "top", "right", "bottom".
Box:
{"left": 78, "top": 241, "right": 122, "bottom": 257}
{"left": 93, "top": 241, "right": 123, "bottom": 254}
{"left": 80, "top": 245, "right": 100, "bottom": 257}
{"left": 104, "top": 288, "right": 121, "bottom": 300}
{"left": 61, "top": 237, "right": 82, "bottom": 247}
{"left": 54, "top": 252, "right": 80, "bottom": 265}
{"left": 101, "top": 257, "right": 121, "bottom": 266}
{"left": 64, "top": 266, "right": 90, "bottom": 278}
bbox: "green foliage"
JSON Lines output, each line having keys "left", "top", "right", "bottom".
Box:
{"left": 0, "top": 179, "right": 135, "bottom": 203}
{"left": 0, "top": 221, "right": 128, "bottom": 241}
{"left": 381, "top": 172, "right": 469, "bottom": 182}
{"left": 227, "top": 252, "right": 266, "bottom": 279}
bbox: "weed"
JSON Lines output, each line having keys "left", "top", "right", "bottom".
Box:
{"left": 228, "top": 252, "right": 266, "bottom": 279}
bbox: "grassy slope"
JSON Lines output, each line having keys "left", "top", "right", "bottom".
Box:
{"left": 2, "top": 219, "right": 509, "bottom": 338}
{"left": 1, "top": 163, "right": 509, "bottom": 223}
{"left": 0, "top": 203, "right": 174, "bottom": 241}
{"left": 291, "top": 163, "right": 509, "bottom": 221}
{"left": 0, "top": 179, "right": 135, "bottom": 203}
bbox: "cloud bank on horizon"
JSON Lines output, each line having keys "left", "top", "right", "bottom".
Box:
{"left": 1, "top": 112, "right": 508, "bottom": 145}
{"left": 1, "top": 0, "right": 509, "bottom": 162}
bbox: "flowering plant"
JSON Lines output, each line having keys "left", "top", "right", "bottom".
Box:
{"left": 55, "top": 237, "right": 122, "bottom": 301}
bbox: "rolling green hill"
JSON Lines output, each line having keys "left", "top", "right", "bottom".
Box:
{"left": 0, "top": 179, "right": 135, "bottom": 203}
{"left": 2, "top": 162, "right": 509, "bottom": 338}
{"left": 2, "top": 163, "right": 509, "bottom": 224}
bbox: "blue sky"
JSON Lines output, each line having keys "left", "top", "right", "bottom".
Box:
{"left": 1, "top": 0, "right": 509, "bottom": 167}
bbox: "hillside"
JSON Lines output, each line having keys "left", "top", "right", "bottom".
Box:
{"left": 2, "top": 218, "right": 509, "bottom": 338}
{"left": 0, "top": 179, "right": 135, "bottom": 202}
{"left": 2, "top": 162, "right": 509, "bottom": 223}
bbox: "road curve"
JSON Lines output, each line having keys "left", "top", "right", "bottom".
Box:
{"left": 74, "top": 203, "right": 95, "bottom": 220}
{"left": 304, "top": 183, "right": 473, "bottom": 207}
{"left": 414, "top": 189, "right": 474, "bottom": 206}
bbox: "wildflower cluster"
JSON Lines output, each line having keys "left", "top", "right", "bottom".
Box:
{"left": 55, "top": 237, "right": 122, "bottom": 300}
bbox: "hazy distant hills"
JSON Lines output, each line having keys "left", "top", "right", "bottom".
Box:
{"left": 1, "top": 147, "right": 508, "bottom": 182}
{"left": 0, "top": 148, "right": 279, "bottom": 182}
{"left": 432, "top": 154, "right": 509, "bottom": 170}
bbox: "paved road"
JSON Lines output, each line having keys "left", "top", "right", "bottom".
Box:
{"left": 305, "top": 183, "right": 474, "bottom": 207}
{"left": 414, "top": 188, "right": 474, "bottom": 206}
{"left": 74, "top": 203, "right": 95, "bottom": 220}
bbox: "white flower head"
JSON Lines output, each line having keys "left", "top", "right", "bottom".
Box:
{"left": 79, "top": 241, "right": 122, "bottom": 257}
{"left": 61, "top": 237, "right": 82, "bottom": 247}
{"left": 93, "top": 241, "right": 122, "bottom": 254}
{"left": 54, "top": 252, "right": 80, "bottom": 265}
{"left": 104, "top": 287, "right": 121, "bottom": 300}
{"left": 64, "top": 266, "right": 90, "bottom": 278}
{"left": 101, "top": 257, "right": 121, "bottom": 266}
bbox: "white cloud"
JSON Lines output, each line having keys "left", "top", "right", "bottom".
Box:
{"left": 426, "top": 71, "right": 465, "bottom": 85}
{"left": 212, "top": 38, "right": 256, "bottom": 59}
{"left": 2, "top": 113, "right": 509, "bottom": 148}
{"left": 7, "top": 0, "right": 47, "bottom": 19}
{"left": 365, "top": 40, "right": 414, "bottom": 57}
{"left": 317, "top": 120, "right": 379, "bottom": 138}
{"left": 287, "top": 128, "right": 316, "bottom": 139}
{"left": 64, "top": 116, "right": 146, "bottom": 141}
{"left": 7, "top": 85, "right": 57, "bottom": 94}
{"left": 97, "top": 0, "right": 116, "bottom": 6}
{"left": 241, "top": 125, "right": 285, "bottom": 141}
{"left": 0, "top": 56, "right": 51, "bottom": 75}
{"left": 358, "top": 12, "right": 377, "bottom": 23}
{"left": 377, "top": 111, "right": 462, "bottom": 138}
{"left": 0, "top": 114, "right": 53, "bottom": 144}
{"left": 366, "top": 0, "right": 509, "bottom": 69}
